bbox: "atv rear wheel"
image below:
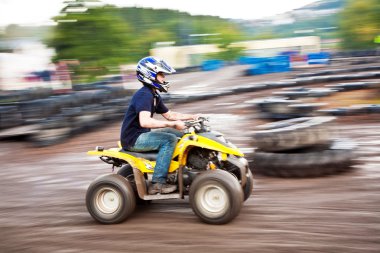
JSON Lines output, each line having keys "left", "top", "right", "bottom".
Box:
{"left": 86, "top": 174, "right": 136, "bottom": 224}
{"left": 117, "top": 164, "right": 151, "bottom": 205}
{"left": 189, "top": 170, "right": 243, "bottom": 224}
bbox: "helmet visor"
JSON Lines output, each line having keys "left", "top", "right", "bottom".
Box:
{"left": 156, "top": 59, "right": 176, "bottom": 74}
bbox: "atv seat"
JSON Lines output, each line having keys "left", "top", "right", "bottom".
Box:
{"left": 120, "top": 149, "right": 158, "bottom": 161}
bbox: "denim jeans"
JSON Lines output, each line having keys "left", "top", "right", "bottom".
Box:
{"left": 128, "top": 128, "right": 183, "bottom": 184}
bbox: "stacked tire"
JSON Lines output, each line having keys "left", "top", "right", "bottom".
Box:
{"left": 251, "top": 116, "right": 357, "bottom": 177}
{"left": 0, "top": 85, "right": 133, "bottom": 147}
{"left": 252, "top": 97, "right": 327, "bottom": 120}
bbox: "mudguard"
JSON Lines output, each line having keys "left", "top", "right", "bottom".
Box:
{"left": 87, "top": 148, "right": 138, "bottom": 168}
{"left": 87, "top": 147, "right": 180, "bottom": 173}
{"left": 226, "top": 156, "right": 249, "bottom": 187}
{"left": 174, "top": 134, "right": 244, "bottom": 165}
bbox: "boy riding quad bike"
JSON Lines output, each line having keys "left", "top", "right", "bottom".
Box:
{"left": 86, "top": 117, "right": 253, "bottom": 225}
{"left": 86, "top": 57, "right": 253, "bottom": 224}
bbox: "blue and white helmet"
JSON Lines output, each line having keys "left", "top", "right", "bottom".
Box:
{"left": 136, "top": 56, "right": 176, "bottom": 92}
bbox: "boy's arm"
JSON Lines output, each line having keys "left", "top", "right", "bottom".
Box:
{"left": 139, "top": 111, "right": 185, "bottom": 130}
{"left": 162, "top": 110, "right": 199, "bottom": 121}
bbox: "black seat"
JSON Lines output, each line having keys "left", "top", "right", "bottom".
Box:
{"left": 120, "top": 149, "right": 158, "bottom": 161}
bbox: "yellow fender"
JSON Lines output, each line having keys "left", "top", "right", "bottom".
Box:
{"left": 174, "top": 134, "right": 244, "bottom": 165}
{"left": 87, "top": 135, "right": 244, "bottom": 173}
{"left": 87, "top": 148, "right": 138, "bottom": 168}
{"left": 87, "top": 147, "right": 180, "bottom": 174}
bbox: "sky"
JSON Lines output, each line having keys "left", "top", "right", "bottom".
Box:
{"left": 0, "top": 0, "right": 319, "bottom": 27}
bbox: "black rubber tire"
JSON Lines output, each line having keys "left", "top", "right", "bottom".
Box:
{"left": 86, "top": 174, "right": 136, "bottom": 224}
{"left": 0, "top": 106, "right": 23, "bottom": 130}
{"left": 243, "top": 169, "right": 254, "bottom": 202}
{"left": 253, "top": 139, "right": 357, "bottom": 178}
{"left": 272, "top": 90, "right": 310, "bottom": 99}
{"left": 117, "top": 164, "right": 150, "bottom": 205}
{"left": 252, "top": 117, "right": 335, "bottom": 152}
{"left": 29, "top": 127, "right": 71, "bottom": 147}
{"left": 255, "top": 97, "right": 298, "bottom": 115}
{"left": 189, "top": 170, "right": 243, "bottom": 224}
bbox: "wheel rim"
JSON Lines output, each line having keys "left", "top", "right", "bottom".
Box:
{"left": 196, "top": 184, "right": 229, "bottom": 218}
{"left": 95, "top": 187, "right": 121, "bottom": 214}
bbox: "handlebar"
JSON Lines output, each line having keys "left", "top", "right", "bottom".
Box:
{"left": 183, "top": 116, "right": 210, "bottom": 133}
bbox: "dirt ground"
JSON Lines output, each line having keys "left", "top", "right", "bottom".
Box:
{"left": 0, "top": 64, "right": 380, "bottom": 253}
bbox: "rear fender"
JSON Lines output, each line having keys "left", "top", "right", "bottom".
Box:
{"left": 87, "top": 148, "right": 138, "bottom": 168}
{"left": 88, "top": 147, "right": 181, "bottom": 173}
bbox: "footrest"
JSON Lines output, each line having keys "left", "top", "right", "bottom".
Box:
{"left": 143, "top": 193, "right": 180, "bottom": 200}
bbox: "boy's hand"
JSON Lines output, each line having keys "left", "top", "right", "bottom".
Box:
{"left": 172, "top": 120, "right": 186, "bottom": 130}
{"left": 192, "top": 114, "right": 202, "bottom": 120}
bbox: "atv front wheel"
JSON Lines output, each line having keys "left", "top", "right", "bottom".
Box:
{"left": 189, "top": 170, "right": 243, "bottom": 224}
{"left": 243, "top": 169, "right": 254, "bottom": 201}
{"left": 86, "top": 174, "right": 136, "bottom": 224}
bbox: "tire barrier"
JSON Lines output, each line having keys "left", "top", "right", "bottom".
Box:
{"left": 252, "top": 138, "right": 357, "bottom": 178}
{"left": 19, "top": 98, "right": 63, "bottom": 123}
{"left": 161, "top": 70, "right": 380, "bottom": 105}
{"left": 0, "top": 84, "right": 133, "bottom": 146}
{"left": 272, "top": 87, "right": 337, "bottom": 99}
{"left": 230, "top": 83, "right": 269, "bottom": 94}
{"left": 0, "top": 106, "right": 23, "bottom": 130}
{"left": 29, "top": 116, "right": 71, "bottom": 147}
{"left": 318, "top": 104, "right": 380, "bottom": 116}
{"left": 296, "top": 65, "right": 380, "bottom": 78}
{"left": 0, "top": 88, "right": 53, "bottom": 103}
{"left": 325, "top": 81, "right": 380, "bottom": 91}
{"left": 266, "top": 81, "right": 297, "bottom": 89}
{"left": 331, "top": 50, "right": 380, "bottom": 58}
{"left": 252, "top": 116, "right": 335, "bottom": 152}
{"left": 251, "top": 97, "right": 327, "bottom": 120}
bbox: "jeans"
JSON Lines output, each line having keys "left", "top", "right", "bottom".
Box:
{"left": 128, "top": 128, "right": 183, "bottom": 184}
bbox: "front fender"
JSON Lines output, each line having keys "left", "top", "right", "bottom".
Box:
{"left": 227, "top": 156, "right": 249, "bottom": 187}
{"left": 175, "top": 134, "right": 244, "bottom": 164}
{"left": 182, "top": 134, "right": 243, "bottom": 156}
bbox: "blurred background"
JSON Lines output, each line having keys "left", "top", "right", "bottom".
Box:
{"left": 0, "top": 0, "right": 378, "bottom": 87}
{"left": 0, "top": 0, "right": 379, "bottom": 145}
{"left": 0, "top": 0, "right": 380, "bottom": 252}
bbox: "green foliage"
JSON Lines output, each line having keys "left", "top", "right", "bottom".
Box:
{"left": 46, "top": 5, "right": 134, "bottom": 80}
{"left": 47, "top": 4, "right": 246, "bottom": 81}
{"left": 247, "top": 14, "right": 339, "bottom": 40}
{"left": 339, "top": 0, "right": 380, "bottom": 49}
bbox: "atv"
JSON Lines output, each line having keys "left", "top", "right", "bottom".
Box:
{"left": 86, "top": 117, "right": 253, "bottom": 225}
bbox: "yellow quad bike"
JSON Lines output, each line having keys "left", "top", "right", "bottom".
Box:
{"left": 86, "top": 117, "right": 253, "bottom": 225}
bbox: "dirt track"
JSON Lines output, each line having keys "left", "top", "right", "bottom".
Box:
{"left": 1, "top": 65, "right": 380, "bottom": 253}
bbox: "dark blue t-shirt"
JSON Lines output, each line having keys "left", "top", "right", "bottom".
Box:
{"left": 120, "top": 86, "right": 168, "bottom": 148}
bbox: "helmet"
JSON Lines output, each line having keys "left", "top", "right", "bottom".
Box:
{"left": 136, "top": 56, "right": 176, "bottom": 92}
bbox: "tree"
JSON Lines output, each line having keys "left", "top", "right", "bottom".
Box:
{"left": 47, "top": 3, "right": 247, "bottom": 81}
{"left": 339, "top": 0, "right": 380, "bottom": 49}
{"left": 47, "top": 4, "right": 134, "bottom": 81}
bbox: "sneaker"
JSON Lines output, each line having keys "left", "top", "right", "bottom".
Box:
{"left": 148, "top": 183, "right": 177, "bottom": 194}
